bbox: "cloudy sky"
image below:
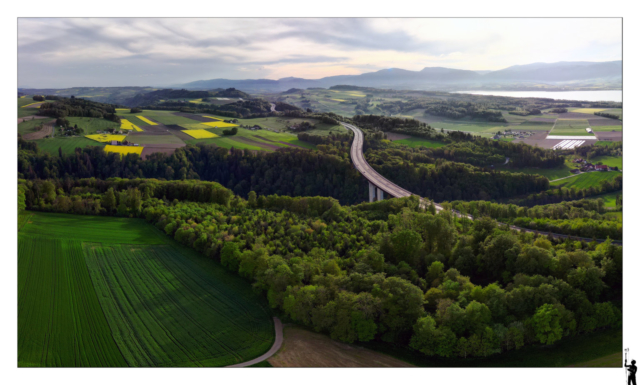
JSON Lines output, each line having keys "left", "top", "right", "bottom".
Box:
{"left": 18, "top": 18, "right": 621, "bottom": 88}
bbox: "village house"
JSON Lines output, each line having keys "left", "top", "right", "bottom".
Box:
{"left": 595, "top": 165, "right": 609, "bottom": 171}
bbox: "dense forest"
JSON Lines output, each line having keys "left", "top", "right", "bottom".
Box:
{"left": 18, "top": 132, "right": 559, "bottom": 204}
{"left": 19, "top": 177, "right": 622, "bottom": 359}
{"left": 37, "top": 96, "right": 121, "bottom": 123}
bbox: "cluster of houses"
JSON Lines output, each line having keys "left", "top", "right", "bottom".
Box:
{"left": 572, "top": 158, "right": 609, "bottom": 172}
{"left": 97, "top": 130, "right": 124, "bottom": 134}
{"left": 110, "top": 140, "right": 139, "bottom": 147}
{"left": 492, "top": 130, "right": 536, "bottom": 140}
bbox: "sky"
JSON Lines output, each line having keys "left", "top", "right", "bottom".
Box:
{"left": 18, "top": 18, "right": 622, "bottom": 88}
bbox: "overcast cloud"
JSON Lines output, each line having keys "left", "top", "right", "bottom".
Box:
{"left": 18, "top": 18, "right": 621, "bottom": 88}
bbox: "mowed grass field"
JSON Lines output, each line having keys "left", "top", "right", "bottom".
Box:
{"left": 65, "top": 117, "right": 119, "bottom": 134}
{"left": 550, "top": 171, "right": 621, "bottom": 189}
{"left": 393, "top": 137, "right": 447, "bottom": 148}
{"left": 591, "top": 155, "right": 622, "bottom": 169}
{"left": 19, "top": 212, "right": 274, "bottom": 367}
{"left": 34, "top": 137, "right": 106, "bottom": 155}
{"left": 499, "top": 164, "right": 577, "bottom": 181}
{"left": 549, "top": 119, "right": 595, "bottom": 136}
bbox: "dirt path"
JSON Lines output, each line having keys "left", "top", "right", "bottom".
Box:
{"left": 227, "top": 318, "right": 283, "bottom": 367}
{"left": 18, "top": 116, "right": 48, "bottom": 124}
{"left": 267, "top": 325, "right": 412, "bottom": 367}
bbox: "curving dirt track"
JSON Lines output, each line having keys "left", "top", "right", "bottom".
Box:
{"left": 18, "top": 116, "right": 48, "bottom": 124}
{"left": 23, "top": 119, "right": 55, "bottom": 140}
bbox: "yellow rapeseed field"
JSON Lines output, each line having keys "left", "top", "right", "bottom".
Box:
{"left": 203, "top": 116, "right": 223, "bottom": 121}
{"left": 104, "top": 145, "right": 144, "bottom": 156}
{"left": 121, "top": 119, "right": 144, "bottom": 132}
{"left": 85, "top": 134, "right": 127, "bottom": 143}
{"left": 202, "top": 121, "right": 238, "bottom": 128}
{"left": 115, "top": 108, "right": 129, "bottom": 111}
{"left": 136, "top": 116, "right": 158, "bottom": 125}
{"left": 571, "top": 108, "right": 608, "bottom": 114}
{"left": 21, "top": 102, "right": 42, "bottom": 108}
{"left": 331, "top": 99, "right": 346, "bottom": 102}
{"left": 181, "top": 130, "right": 219, "bottom": 139}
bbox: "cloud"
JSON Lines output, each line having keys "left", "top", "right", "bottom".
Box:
{"left": 18, "top": 18, "right": 622, "bottom": 88}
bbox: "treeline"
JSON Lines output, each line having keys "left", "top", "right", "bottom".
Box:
{"left": 37, "top": 96, "right": 121, "bottom": 123}
{"left": 594, "top": 111, "right": 621, "bottom": 121}
{"left": 19, "top": 178, "right": 622, "bottom": 359}
{"left": 572, "top": 141, "right": 622, "bottom": 160}
{"left": 18, "top": 139, "right": 369, "bottom": 205}
{"left": 450, "top": 199, "right": 621, "bottom": 240}
{"left": 125, "top": 88, "right": 252, "bottom": 107}
{"left": 509, "top": 175, "right": 622, "bottom": 207}
{"left": 352, "top": 115, "right": 441, "bottom": 139}
{"left": 424, "top": 141, "right": 564, "bottom": 168}
{"left": 376, "top": 100, "right": 507, "bottom": 123}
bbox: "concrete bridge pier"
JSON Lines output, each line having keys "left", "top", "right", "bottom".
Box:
{"left": 369, "top": 182, "right": 376, "bottom": 202}
{"left": 377, "top": 187, "right": 384, "bottom": 201}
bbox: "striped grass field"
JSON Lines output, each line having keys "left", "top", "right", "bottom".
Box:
{"left": 550, "top": 171, "right": 621, "bottom": 189}
{"left": 136, "top": 116, "right": 158, "bottom": 126}
{"left": 18, "top": 212, "right": 274, "bottom": 367}
{"left": 104, "top": 145, "right": 144, "bottom": 156}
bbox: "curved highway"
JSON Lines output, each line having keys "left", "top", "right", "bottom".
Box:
{"left": 342, "top": 122, "right": 621, "bottom": 245}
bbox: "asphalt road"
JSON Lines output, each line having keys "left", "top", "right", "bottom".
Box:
{"left": 227, "top": 317, "right": 283, "bottom": 367}
{"left": 342, "top": 122, "right": 621, "bottom": 245}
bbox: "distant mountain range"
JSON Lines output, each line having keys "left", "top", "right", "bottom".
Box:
{"left": 179, "top": 61, "right": 621, "bottom": 92}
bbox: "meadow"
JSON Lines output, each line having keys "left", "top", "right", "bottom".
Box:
{"left": 393, "top": 137, "right": 447, "bottom": 148}
{"left": 549, "top": 170, "right": 621, "bottom": 189}
{"left": 34, "top": 137, "right": 106, "bottom": 155}
{"left": 66, "top": 117, "right": 120, "bottom": 134}
{"left": 591, "top": 155, "right": 622, "bottom": 169}
{"left": 18, "top": 119, "right": 50, "bottom": 136}
{"left": 549, "top": 119, "right": 595, "bottom": 136}
{"left": 18, "top": 212, "right": 275, "bottom": 367}
{"left": 498, "top": 164, "right": 577, "bottom": 181}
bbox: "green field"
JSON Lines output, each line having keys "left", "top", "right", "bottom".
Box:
{"left": 591, "top": 191, "right": 622, "bottom": 208}
{"left": 34, "top": 137, "right": 106, "bottom": 155}
{"left": 550, "top": 171, "right": 622, "bottom": 189}
{"left": 499, "top": 165, "right": 576, "bottom": 181}
{"left": 127, "top": 134, "right": 185, "bottom": 145}
{"left": 18, "top": 98, "right": 41, "bottom": 118}
{"left": 394, "top": 137, "right": 447, "bottom": 148}
{"left": 591, "top": 155, "right": 622, "bottom": 169}
{"left": 19, "top": 212, "right": 274, "bottom": 367}
{"left": 65, "top": 117, "right": 120, "bottom": 134}
{"left": 18, "top": 118, "right": 51, "bottom": 136}
{"left": 592, "top": 125, "right": 622, "bottom": 132}
{"left": 549, "top": 119, "right": 595, "bottom": 136}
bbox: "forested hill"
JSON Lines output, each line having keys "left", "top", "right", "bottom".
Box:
{"left": 37, "top": 96, "right": 121, "bottom": 123}
{"left": 19, "top": 133, "right": 555, "bottom": 205}
{"left": 125, "top": 88, "right": 251, "bottom": 107}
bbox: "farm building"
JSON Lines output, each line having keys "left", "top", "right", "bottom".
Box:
{"left": 111, "top": 140, "right": 118, "bottom": 145}
{"left": 595, "top": 165, "right": 609, "bottom": 171}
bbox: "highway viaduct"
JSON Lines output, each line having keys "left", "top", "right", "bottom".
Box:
{"left": 340, "top": 122, "right": 621, "bottom": 245}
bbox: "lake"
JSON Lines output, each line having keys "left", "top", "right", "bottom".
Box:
{"left": 452, "top": 90, "right": 622, "bottom": 102}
